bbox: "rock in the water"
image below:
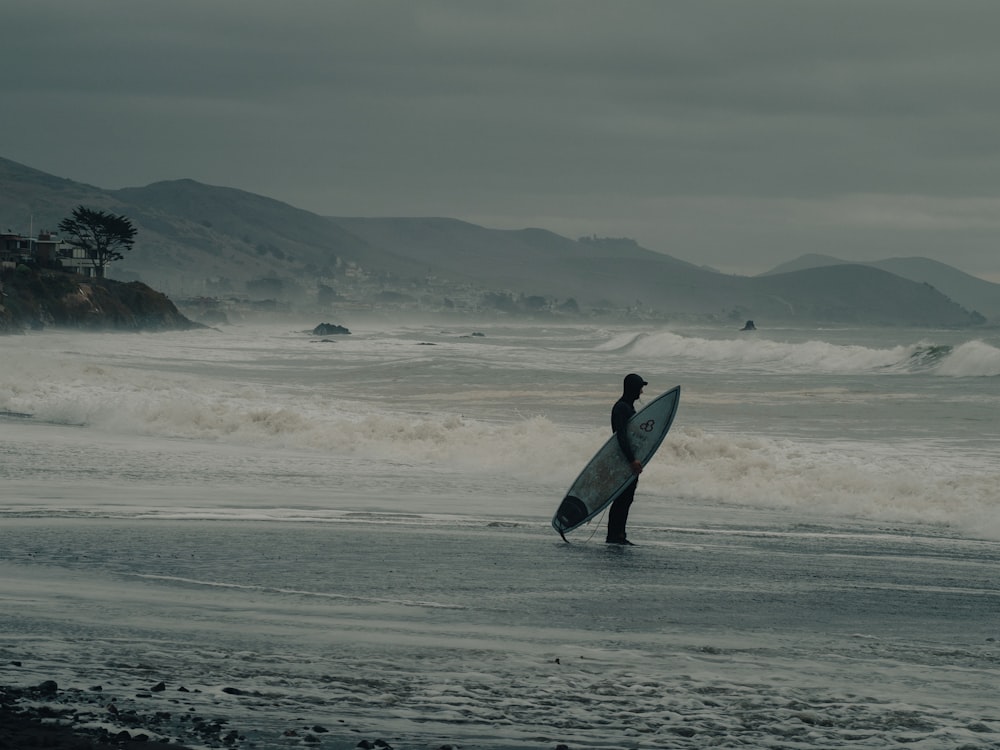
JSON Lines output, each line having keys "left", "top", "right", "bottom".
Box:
{"left": 312, "top": 322, "right": 351, "bottom": 336}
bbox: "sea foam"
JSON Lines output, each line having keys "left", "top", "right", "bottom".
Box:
{"left": 3, "top": 325, "right": 998, "bottom": 540}
{"left": 625, "top": 330, "right": 1000, "bottom": 377}
{"left": 932, "top": 339, "right": 1000, "bottom": 377}
{"left": 654, "top": 426, "right": 1000, "bottom": 540}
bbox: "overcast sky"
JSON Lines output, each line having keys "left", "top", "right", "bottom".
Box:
{"left": 5, "top": 1, "right": 1000, "bottom": 279}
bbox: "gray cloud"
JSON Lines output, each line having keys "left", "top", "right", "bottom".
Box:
{"left": 5, "top": 0, "right": 1000, "bottom": 278}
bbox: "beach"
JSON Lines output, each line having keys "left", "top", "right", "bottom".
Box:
{"left": 2, "top": 320, "right": 999, "bottom": 748}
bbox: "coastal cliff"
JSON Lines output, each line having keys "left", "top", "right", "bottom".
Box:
{"left": 0, "top": 269, "right": 200, "bottom": 333}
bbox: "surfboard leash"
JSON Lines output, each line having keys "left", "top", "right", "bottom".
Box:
{"left": 580, "top": 505, "right": 610, "bottom": 544}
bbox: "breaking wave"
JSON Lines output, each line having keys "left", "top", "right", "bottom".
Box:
{"left": 3, "top": 364, "right": 997, "bottom": 540}
{"left": 2, "top": 324, "right": 998, "bottom": 539}
{"left": 624, "top": 331, "right": 1000, "bottom": 377}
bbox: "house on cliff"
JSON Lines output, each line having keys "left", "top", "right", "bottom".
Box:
{"left": 1, "top": 230, "right": 50, "bottom": 267}
{"left": 0, "top": 229, "right": 100, "bottom": 277}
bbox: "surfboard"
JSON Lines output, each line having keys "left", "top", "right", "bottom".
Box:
{"left": 552, "top": 385, "right": 681, "bottom": 541}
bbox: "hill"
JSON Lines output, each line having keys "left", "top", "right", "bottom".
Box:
{"left": 330, "top": 218, "right": 725, "bottom": 313}
{"left": 0, "top": 156, "right": 988, "bottom": 327}
{"left": 748, "top": 265, "right": 983, "bottom": 326}
{"left": 764, "top": 254, "right": 1000, "bottom": 323}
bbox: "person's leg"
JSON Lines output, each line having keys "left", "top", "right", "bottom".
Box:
{"left": 606, "top": 479, "right": 637, "bottom": 543}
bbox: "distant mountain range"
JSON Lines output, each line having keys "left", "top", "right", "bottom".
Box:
{"left": 2, "top": 156, "right": 998, "bottom": 326}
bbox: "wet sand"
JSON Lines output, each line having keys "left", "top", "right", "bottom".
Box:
{"left": 3, "top": 515, "right": 999, "bottom": 749}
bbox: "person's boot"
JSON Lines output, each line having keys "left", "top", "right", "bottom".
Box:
{"left": 605, "top": 535, "right": 635, "bottom": 545}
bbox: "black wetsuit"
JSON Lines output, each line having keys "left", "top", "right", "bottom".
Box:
{"left": 608, "top": 377, "right": 643, "bottom": 542}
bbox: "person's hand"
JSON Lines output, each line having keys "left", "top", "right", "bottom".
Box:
{"left": 630, "top": 460, "right": 643, "bottom": 474}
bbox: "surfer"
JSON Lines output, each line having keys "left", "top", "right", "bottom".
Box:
{"left": 607, "top": 373, "right": 646, "bottom": 545}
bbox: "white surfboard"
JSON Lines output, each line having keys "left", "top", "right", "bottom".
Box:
{"left": 552, "top": 386, "right": 681, "bottom": 541}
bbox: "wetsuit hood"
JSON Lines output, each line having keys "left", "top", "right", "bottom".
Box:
{"left": 622, "top": 373, "right": 647, "bottom": 401}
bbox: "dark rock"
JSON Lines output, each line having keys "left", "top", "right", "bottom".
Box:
{"left": 150, "top": 682, "right": 166, "bottom": 692}
{"left": 740, "top": 319, "right": 756, "bottom": 331}
{"left": 37, "top": 680, "right": 59, "bottom": 697}
{"left": 312, "top": 322, "right": 351, "bottom": 336}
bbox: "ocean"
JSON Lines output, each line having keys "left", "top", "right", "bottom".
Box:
{"left": 2, "top": 319, "right": 999, "bottom": 749}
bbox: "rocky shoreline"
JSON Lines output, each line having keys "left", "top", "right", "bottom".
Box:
{"left": 0, "top": 679, "right": 384, "bottom": 750}
{"left": 0, "top": 677, "right": 466, "bottom": 750}
{"left": 1, "top": 680, "right": 198, "bottom": 749}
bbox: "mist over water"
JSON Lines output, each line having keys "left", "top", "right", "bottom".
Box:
{"left": 2, "top": 320, "right": 999, "bottom": 748}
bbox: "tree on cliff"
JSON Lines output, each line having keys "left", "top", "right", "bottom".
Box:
{"left": 58, "top": 206, "right": 137, "bottom": 278}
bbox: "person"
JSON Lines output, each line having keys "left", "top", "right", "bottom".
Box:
{"left": 607, "top": 372, "right": 646, "bottom": 545}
